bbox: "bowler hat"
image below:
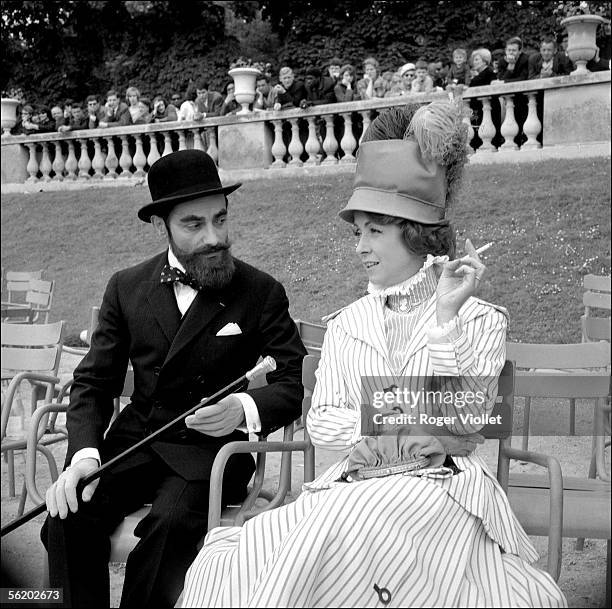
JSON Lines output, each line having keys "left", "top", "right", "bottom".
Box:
{"left": 138, "top": 150, "right": 241, "bottom": 222}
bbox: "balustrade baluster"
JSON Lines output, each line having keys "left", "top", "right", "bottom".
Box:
{"left": 52, "top": 141, "right": 65, "bottom": 181}
{"left": 304, "top": 117, "right": 321, "bottom": 165}
{"left": 499, "top": 95, "right": 519, "bottom": 150}
{"left": 162, "top": 132, "right": 173, "bottom": 156}
{"left": 206, "top": 128, "right": 218, "bottom": 164}
{"left": 270, "top": 120, "right": 286, "bottom": 168}
{"left": 288, "top": 119, "right": 304, "bottom": 166}
{"left": 477, "top": 97, "right": 496, "bottom": 152}
{"left": 178, "top": 130, "right": 187, "bottom": 151}
{"left": 522, "top": 92, "right": 542, "bottom": 150}
{"left": 133, "top": 134, "right": 147, "bottom": 178}
{"left": 359, "top": 111, "right": 371, "bottom": 144}
{"left": 25, "top": 144, "right": 39, "bottom": 182}
{"left": 321, "top": 115, "right": 338, "bottom": 164}
{"left": 92, "top": 138, "right": 106, "bottom": 179}
{"left": 147, "top": 133, "right": 161, "bottom": 166}
{"left": 40, "top": 142, "right": 53, "bottom": 182}
{"left": 192, "top": 129, "right": 204, "bottom": 151}
{"left": 104, "top": 137, "right": 118, "bottom": 178}
{"left": 65, "top": 141, "right": 78, "bottom": 180}
{"left": 77, "top": 139, "right": 92, "bottom": 180}
{"left": 119, "top": 135, "right": 133, "bottom": 178}
{"left": 340, "top": 113, "right": 357, "bottom": 163}
{"left": 462, "top": 101, "right": 475, "bottom": 152}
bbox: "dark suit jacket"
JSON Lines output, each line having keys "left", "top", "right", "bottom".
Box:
{"left": 497, "top": 52, "right": 530, "bottom": 82}
{"left": 277, "top": 81, "right": 308, "bottom": 109}
{"left": 196, "top": 91, "right": 224, "bottom": 117}
{"left": 67, "top": 253, "right": 306, "bottom": 483}
{"left": 528, "top": 52, "right": 572, "bottom": 79}
{"left": 105, "top": 102, "right": 133, "bottom": 126}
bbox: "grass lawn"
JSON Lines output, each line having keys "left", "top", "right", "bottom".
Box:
{"left": 1, "top": 157, "right": 610, "bottom": 341}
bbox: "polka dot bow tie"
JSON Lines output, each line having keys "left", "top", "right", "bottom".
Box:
{"left": 160, "top": 264, "right": 202, "bottom": 291}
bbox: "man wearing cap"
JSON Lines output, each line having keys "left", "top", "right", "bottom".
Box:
{"left": 399, "top": 62, "right": 417, "bottom": 93}
{"left": 41, "top": 149, "right": 306, "bottom": 609}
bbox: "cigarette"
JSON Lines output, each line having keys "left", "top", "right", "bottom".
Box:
{"left": 475, "top": 242, "right": 493, "bottom": 255}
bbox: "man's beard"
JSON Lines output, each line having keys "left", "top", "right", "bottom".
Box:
{"left": 171, "top": 236, "right": 235, "bottom": 290}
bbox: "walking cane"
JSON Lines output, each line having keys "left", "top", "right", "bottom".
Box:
{"left": 1, "top": 356, "right": 277, "bottom": 537}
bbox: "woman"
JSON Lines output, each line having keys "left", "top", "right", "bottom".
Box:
{"left": 356, "top": 56, "right": 386, "bottom": 100}
{"left": 334, "top": 64, "right": 356, "bottom": 102}
{"left": 151, "top": 95, "right": 178, "bottom": 123}
{"left": 469, "top": 48, "right": 496, "bottom": 87}
{"left": 181, "top": 102, "right": 567, "bottom": 608}
{"left": 132, "top": 97, "right": 153, "bottom": 124}
{"left": 125, "top": 86, "right": 141, "bottom": 123}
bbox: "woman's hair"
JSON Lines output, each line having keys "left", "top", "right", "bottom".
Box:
{"left": 340, "top": 64, "right": 355, "bottom": 77}
{"left": 471, "top": 48, "right": 492, "bottom": 65}
{"left": 363, "top": 56, "right": 379, "bottom": 69}
{"left": 125, "top": 86, "right": 140, "bottom": 102}
{"left": 367, "top": 212, "right": 456, "bottom": 258}
{"left": 139, "top": 97, "right": 151, "bottom": 111}
{"left": 153, "top": 95, "right": 166, "bottom": 106}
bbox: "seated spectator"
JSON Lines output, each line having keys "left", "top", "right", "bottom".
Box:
{"left": 50, "top": 105, "right": 67, "bottom": 130}
{"left": 496, "top": 36, "right": 529, "bottom": 82}
{"left": 446, "top": 47, "right": 471, "bottom": 86}
{"left": 220, "top": 82, "right": 241, "bottom": 115}
{"left": 151, "top": 96, "right": 178, "bottom": 122}
{"left": 326, "top": 56, "right": 342, "bottom": 82}
{"left": 383, "top": 71, "right": 402, "bottom": 97}
{"left": 356, "top": 57, "right": 386, "bottom": 99}
{"left": 587, "top": 46, "right": 610, "bottom": 71}
{"left": 491, "top": 48, "right": 505, "bottom": 75}
{"left": 85, "top": 95, "right": 105, "bottom": 129}
{"left": 302, "top": 67, "right": 336, "bottom": 107}
{"left": 253, "top": 76, "right": 274, "bottom": 110}
{"left": 178, "top": 86, "right": 198, "bottom": 121}
{"left": 59, "top": 103, "right": 89, "bottom": 132}
{"left": 194, "top": 78, "right": 224, "bottom": 118}
{"left": 13, "top": 104, "right": 38, "bottom": 134}
{"left": 126, "top": 86, "right": 142, "bottom": 123}
{"left": 99, "top": 89, "right": 132, "bottom": 127}
{"left": 170, "top": 92, "right": 183, "bottom": 108}
{"left": 35, "top": 107, "right": 56, "bottom": 133}
{"left": 132, "top": 97, "right": 153, "bottom": 124}
{"left": 410, "top": 60, "right": 434, "bottom": 93}
{"left": 469, "top": 48, "right": 496, "bottom": 87}
{"left": 528, "top": 36, "right": 572, "bottom": 79}
{"left": 334, "top": 64, "right": 357, "bottom": 102}
{"left": 269, "top": 66, "right": 307, "bottom": 110}
{"left": 428, "top": 61, "right": 445, "bottom": 88}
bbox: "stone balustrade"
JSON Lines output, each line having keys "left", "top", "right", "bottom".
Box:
{"left": 1, "top": 71, "right": 609, "bottom": 188}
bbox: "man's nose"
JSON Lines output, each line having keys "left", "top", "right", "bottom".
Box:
{"left": 198, "top": 225, "right": 221, "bottom": 247}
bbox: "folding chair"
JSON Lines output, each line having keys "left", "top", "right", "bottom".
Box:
{"left": 294, "top": 318, "right": 326, "bottom": 355}
{"left": 2, "top": 278, "right": 55, "bottom": 324}
{"left": 1, "top": 321, "right": 66, "bottom": 521}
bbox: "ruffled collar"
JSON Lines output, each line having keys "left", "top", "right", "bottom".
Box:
{"left": 367, "top": 254, "right": 447, "bottom": 297}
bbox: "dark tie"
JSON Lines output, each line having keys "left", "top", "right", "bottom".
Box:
{"left": 160, "top": 264, "right": 201, "bottom": 291}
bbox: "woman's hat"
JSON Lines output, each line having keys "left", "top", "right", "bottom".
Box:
{"left": 338, "top": 101, "right": 469, "bottom": 226}
{"left": 138, "top": 150, "right": 241, "bottom": 222}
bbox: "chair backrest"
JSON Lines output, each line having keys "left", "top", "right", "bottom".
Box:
{"left": 4, "top": 270, "right": 43, "bottom": 304}
{"left": 25, "top": 279, "right": 55, "bottom": 323}
{"left": 584, "top": 274, "right": 611, "bottom": 293}
{"left": 581, "top": 315, "right": 611, "bottom": 342}
{"left": 1, "top": 320, "right": 65, "bottom": 438}
{"left": 295, "top": 319, "right": 326, "bottom": 355}
{"left": 506, "top": 341, "right": 610, "bottom": 398}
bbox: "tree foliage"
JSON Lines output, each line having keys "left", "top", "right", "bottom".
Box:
{"left": 2, "top": 0, "right": 610, "bottom": 106}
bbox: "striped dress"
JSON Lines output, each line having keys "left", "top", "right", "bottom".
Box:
{"left": 181, "top": 262, "right": 567, "bottom": 608}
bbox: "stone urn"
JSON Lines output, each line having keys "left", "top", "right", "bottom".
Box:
{"left": 561, "top": 14, "right": 609, "bottom": 75}
{"left": 1, "top": 98, "right": 20, "bottom": 136}
{"left": 228, "top": 67, "right": 261, "bottom": 115}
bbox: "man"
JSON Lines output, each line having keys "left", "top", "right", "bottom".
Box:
{"left": 253, "top": 75, "right": 273, "bottom": 110}
{"left": 58, "top": 103, "right": 89, "bottom": 133}
{"left": 528, "top": 36, "right": 572, "bottom": 79}
{"left": 220, "top": 82, "right": 240, "bottom": 115}
{"left": 326, "top": 56, "right": 342, "bottom": 82}
{"left": 170, "top": 92, "right": 182, "bottom": 107}
{"left": 301, "top": 67, "right": 336, "bottom": 107}
{"left": 51, "top": 105, "right": 67, "bottom": 130}
{"left": 41, "top": 149, "right": 306, "bottom": 609}
{"left": 398, "top": 62, "right": 416, "bottom": 94}
{"left": 85, "top": 94, "right": 106, "bottom": 129}
{"left": 194, "top": 78, "right": 224, "bottom": 118}
{"left": 496, "top": 36, "right": 529, "bottom": 82}
{"left": 271, "top": 66, "right": 307, "bottom": 110}
{"left": 99, "top": 89, "right": 132, "bottom": 127}
{"left": 410, "top": 59, "right": 434, "bottom": 93}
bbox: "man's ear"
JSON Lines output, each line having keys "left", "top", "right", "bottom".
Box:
{"left": 150, "top": 215, "right": 167, "bottom": 238}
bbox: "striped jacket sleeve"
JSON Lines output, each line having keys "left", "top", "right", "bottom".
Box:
{"left": 425, "top": 303, "right": 507, "bottom": 434}
{"left": 306, "top": 321, "right": 361, "bottom": 450}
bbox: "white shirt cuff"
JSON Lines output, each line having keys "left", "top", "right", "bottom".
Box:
{"left": 71, "top": 447, "right": 100, "bottom": 467}
{"left": 234, "top": 392, "right": 261, "bottom": 434}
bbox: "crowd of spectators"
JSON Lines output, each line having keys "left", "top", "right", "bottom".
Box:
{"left": 9, "top": 30, "right": 610, "bottom": 136}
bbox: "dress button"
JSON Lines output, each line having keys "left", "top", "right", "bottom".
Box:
{"left": 153, "top": 366, "right": 161, "bottom": 376}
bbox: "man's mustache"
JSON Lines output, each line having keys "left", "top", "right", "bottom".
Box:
{"left": 191, "top": 241, "right": 231, "bottom": 256}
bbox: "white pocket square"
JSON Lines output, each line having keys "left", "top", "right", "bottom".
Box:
{"left": 216, "top": 322, "right": 242, "bottom": 337}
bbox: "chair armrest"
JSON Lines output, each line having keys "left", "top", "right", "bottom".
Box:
{"left": 503, "top": 446, "right": 563, "bottom": 581}
{"left": 208, "top": 437, "right": 310, "bottom": 530}
{"left": 25, "top": 402, "right": 67, "bottom": 505}
{"left": 62, "top": 345, "right": 89, "bottom": 357}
